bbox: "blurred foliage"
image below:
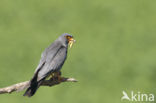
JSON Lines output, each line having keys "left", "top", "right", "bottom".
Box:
{"left": 0, "top": 0, "right": 156, "bottom": 103}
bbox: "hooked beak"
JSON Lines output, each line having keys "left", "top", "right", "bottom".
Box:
{"left": 69, "top": 38, "right": 76, "bottom": 48}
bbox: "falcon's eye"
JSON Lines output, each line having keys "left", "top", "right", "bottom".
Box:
{"left": 65, "top": 36, "right": 72, "bottom": 40}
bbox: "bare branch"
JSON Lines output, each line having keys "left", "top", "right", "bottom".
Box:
{"left": 0, "top": 77, "right": 77, "bottom": 94}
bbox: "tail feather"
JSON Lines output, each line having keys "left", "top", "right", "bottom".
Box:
{"left": 23, "top": 74, "right": 44, "bottom": 97}
{"left": 24, "top": 62, "right": 45, "bottom": 97}
{"left": 23, "top": 69, "right": 40, "bottom": 97}
{"left": 23, "top": 81, "right": 39, "bottom": 97}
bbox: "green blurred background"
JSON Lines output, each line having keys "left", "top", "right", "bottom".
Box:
{"left": 0, "top": 0, "right": 156, "bottom": 103}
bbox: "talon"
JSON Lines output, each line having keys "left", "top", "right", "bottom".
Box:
{"left": 53, "top": 71, "right": 63, "bottom": 82}
{"left": 58, "top": 75, "right": 63, "bottom": 82}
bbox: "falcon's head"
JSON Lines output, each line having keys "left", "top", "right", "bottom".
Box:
{"left": 59, "top": 33, "right": 76, "bottom": 48}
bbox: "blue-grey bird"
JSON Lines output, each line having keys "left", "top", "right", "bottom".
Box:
{"left": 23, "top": 33, "right": 75, "bottom": 97}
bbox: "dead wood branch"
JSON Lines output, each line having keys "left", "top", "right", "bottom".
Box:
{"left": 0, "top": 77, "right": 77, "bottom": 94}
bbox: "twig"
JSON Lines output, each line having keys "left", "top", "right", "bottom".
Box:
{"left": 0, "top": 77, "right": 77, "bottom": 94}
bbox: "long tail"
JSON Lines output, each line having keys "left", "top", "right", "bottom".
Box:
{"left": 23, "top": 73, "right": 42, "bottom": 97}
{"left": 23, "top": 80, "right": 40, "bottom": 97}
{"left": 24, "top": 62, "right": 45, "bottom": 97}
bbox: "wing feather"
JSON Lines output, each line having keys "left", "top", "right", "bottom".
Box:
{"left": 34, "top": 40, "right": 67, "bottom": 81}
{"left": 38, "top": 46, "right": 67, "bottom": 80}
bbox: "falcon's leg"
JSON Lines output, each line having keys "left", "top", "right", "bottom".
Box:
{"left": 45, "top": 73, "right": 52, "bottom": 80}
{"left": 54, "top": 71, "right": 64, "bottom": 82}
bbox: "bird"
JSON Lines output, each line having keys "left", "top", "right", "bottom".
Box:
{"left": 23, "top": 33, "right": 75, "bottom": 97}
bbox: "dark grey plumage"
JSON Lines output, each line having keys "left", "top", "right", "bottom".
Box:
{"left": 24, "top": 33, "right": 74, "bottom": 97}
